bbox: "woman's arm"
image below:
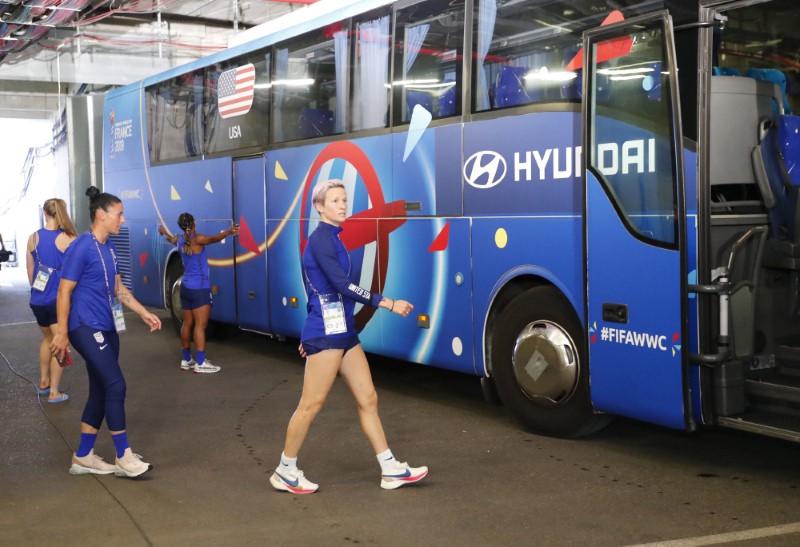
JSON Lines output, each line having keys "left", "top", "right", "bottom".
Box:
{"left": 49, "top": 279, "right": 76, "bottom": 360}
{"left": 158, "top": 225, "right": 179, "bottom": 245}
{"left": 25, "top": 233, "right": 36, "bottom": 286}
{"left": 311, "top": 231, "right": 414, "bottom": 316}
{"left": 115, "top": 275, "right": 162, "bottom": 332}
{"left": 194, "top": 222, "right": 239, "bottom": 246}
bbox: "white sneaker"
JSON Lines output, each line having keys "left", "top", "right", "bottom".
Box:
{"left": 193, "top": 360, "right": 220, "bottom": 374}
{"left": 380, "top": 462, "right": 428, "bottom": 490}
{"left": 180, "top": 358, "right": 196, "bottom": 371}
{"left": 69, "top": 450, "right": 116, "bottom": 475}
{"left": 115, "top": 448, "right": 152, "bottom": 478}
{"left": 270, "top": 467, "right": 319, "bottom": 494}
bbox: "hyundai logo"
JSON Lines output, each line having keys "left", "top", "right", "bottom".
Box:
{"left": 463, "top": 151, "right": 507, "bottom": 189}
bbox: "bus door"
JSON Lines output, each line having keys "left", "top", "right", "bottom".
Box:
{"left": 233, "top": 156, "right": 271, "bottom": 333}
{"left": 582, "top": 12, "right": 690, "bottom": 429}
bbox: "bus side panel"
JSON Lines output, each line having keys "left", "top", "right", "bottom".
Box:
{"left": 234, "top": 157, "right": 270, "bottom": 333}
{"left": 375, "top": 216, "right": 475, "bottom": 373}
{"left": 464, "top": 112, "right": 584, "bottom": 375}
{"left": 471, "top": 216, "right": 584, "bottom": 372}
{"left": 104, "top": 88, "right": 146, "bottom": 175}
{"left": 120, "top": 220, "right": 163, "bottom": 306}
{"left": 266, "top": 219, "right": 306, "bottom": 340}
{"left": 463, "top": 112, "right": 582, "bottom": 217}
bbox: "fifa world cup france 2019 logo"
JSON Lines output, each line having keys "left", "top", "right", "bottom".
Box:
{"left": 299, "top": 141, "right": 407, "bottom": 332}
{"left": 109, "top": 109, "right": 116, "bottom": 159}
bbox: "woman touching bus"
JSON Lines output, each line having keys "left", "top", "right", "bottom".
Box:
{"left": 270, "top": 179, "right": 427, "bottom": 494}
{"left": 27, "top": 198, "right": 76, "bottom": 403}
{"left": 50, "top": 187, "right": 162, "bottom": 478}
{"left": 158, "top": 213, "right": 239, "bottom": 374}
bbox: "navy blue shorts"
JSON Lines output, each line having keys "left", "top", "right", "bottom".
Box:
{"left": 180, "top": 286, "right": 212, "bottom": 311}
{"left": 302, "top": 335, "right": 360, "bottom": 356}
{"left": 30, "top": 303, "right": 58, "bottom": 327}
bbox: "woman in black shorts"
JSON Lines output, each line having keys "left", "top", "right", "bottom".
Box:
{"left": 27, "top": 198, "right": 76, "bottom": 403}
{"left": 158, "top": 213, "right": 239, "bottom": 374}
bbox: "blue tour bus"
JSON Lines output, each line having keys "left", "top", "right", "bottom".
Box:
{"left": 102, "top": 0, "right": 800, "bottom": 441}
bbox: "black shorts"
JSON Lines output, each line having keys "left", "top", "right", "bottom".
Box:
{"left": 30, "top": 303, "right": 58, "bottom": 327}
{"left": 180, "top": 286, "right": 212, "bottom": 311}
{"left": 302, "top": 335, "right": 360, "bottom": 356}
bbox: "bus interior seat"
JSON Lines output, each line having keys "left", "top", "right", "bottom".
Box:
{"left": 495, "top": 65, "right": 530, "bottom": 107}
{"left": 712, "top": 66, "right": 741, "bottom": 76}
{"left": 298, "top": 108, "right": 334, "bottom": 138}
{"left": 407, "top": 90, "right": 433, "bottom": 118}
{"left": 752, "top": 118, "right": 795, "bottom": 239}
{"left": 778, "top": 115, "right": 800, "bottom": 184}
{"left": 746, "top": 68, "right": 792, "bottom": 115}
{"left": 709, "top": 75, "right": 783, "bottom": 213}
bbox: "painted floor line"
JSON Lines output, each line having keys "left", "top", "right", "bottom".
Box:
{"left": 628, "top": 522, "right": 800, "bottom": 546}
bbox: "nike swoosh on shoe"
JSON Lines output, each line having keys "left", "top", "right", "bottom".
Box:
{"left": 276, "top": 472, "right": 300, "bottom": 488}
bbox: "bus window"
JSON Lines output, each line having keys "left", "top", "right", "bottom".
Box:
{"left": 392, "top": 0, "right": 464, "bottom": 124}
{"left": 589, "top": 24, "right": 677, "bottom": 245}
{"left": 146, "top": 68, "right": 205, "bottom": 163}
{"left": 351, "top": 9, "right": 391, "bottom": 132}
{"left": 204, "top": 49, "right": 271, "bottom": 155}
{"left": 272, "top": 23, "right": 347, "bottom": 143}
{"left": 472, "top": 0, "right": 584, "bottom": 112}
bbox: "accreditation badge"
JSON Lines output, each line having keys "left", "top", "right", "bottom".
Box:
{"left": 32, "top": 264, "right": 54, "bottom": 292}
{"left": 111, "top": 297, "right": 127, "bottom": 333}
{"left": 319, "top": 293, "right": 346, "bottom": 335}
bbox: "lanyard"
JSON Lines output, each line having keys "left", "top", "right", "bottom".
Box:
{"left": 90, "top": 230, "right": 117, "bottom": 304}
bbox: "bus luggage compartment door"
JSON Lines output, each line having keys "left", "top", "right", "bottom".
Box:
{"left": 582, "top": 11, "right": 690, "bottom": 430}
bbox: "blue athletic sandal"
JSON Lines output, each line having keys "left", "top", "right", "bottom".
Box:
{"left": 37, "top": 386, "right": 51, "bottom": 395}
{"left": 48, "top": 393, "right": 70, "bottom": 404}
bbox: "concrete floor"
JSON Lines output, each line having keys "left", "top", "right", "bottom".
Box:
{"left": 3, "top": 264, "right": 800, "bottom": 547}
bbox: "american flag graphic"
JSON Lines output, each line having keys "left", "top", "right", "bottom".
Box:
{"left": 217, "top": 63, "right": 255, "bottom": 119}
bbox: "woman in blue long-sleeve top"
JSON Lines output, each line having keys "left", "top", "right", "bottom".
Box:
{"left": 270, "top": 179, "right": 428, "bottom": 494}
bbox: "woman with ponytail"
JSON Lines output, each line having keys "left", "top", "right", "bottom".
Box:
{"left": 158, "top": 212, "right": 239, "bottom": 374}
{"left": 50, "top": 187, "right": 162, "bottom": 478}
{"left": 26, "top": 198, "right": 77, "bottom": 403}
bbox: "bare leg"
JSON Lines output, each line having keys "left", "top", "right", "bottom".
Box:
{"left": 181, "top": 309, "right": 194, "bottom": 350}
{"left": 339, "top": 345, "right": 389, "bottom": 454}
{"left": 283, "top": 350, "right": 342, "bottom": 458}
{"left": 39, "top": 325, "right": 65, "bottom": 399}
{"left": 192, "top": 304, "right": 211, "bottom": 352}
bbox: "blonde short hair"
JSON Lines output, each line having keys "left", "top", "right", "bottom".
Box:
{"left": 311, "top": 179, "right": 345, "bottom": 206}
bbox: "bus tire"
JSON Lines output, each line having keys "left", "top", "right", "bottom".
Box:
{"left": 165, "top": 259, "right": 184, "bottom": 337}
{"left": 490, "top": 286, "right": 609, "bottom": 438}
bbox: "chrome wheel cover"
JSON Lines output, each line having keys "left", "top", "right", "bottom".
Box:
{"left": 511, "top": 320, "right": 579, "bottom": 407}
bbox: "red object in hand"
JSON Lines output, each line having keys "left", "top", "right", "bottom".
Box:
{"left": 58, "top": 350, "right": 73, "bottom": 368}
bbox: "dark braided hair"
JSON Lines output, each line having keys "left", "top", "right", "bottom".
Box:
{"left": 86, "top": 186, "right": 121, "bottom": 222}
{"left": 177, "top": 212, "right": 195, "bottom": 255}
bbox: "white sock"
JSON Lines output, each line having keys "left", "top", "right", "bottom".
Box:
{"left": 279, "top": 452, "right": 297, "bottom": 471}
{"left": 377, "top": 448, "right": 398, "bottom": 473}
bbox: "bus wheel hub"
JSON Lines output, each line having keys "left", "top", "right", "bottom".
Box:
{"left": 511, "top": 321, "right": 578, "bottom": 407}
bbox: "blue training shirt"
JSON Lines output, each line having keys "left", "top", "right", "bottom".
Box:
{"left": 61, "top": 232, "right": 118, "bottom": 332}
{"left": 178, "top": 235, "right": 210, "bottom": 290}
{"left": 30, "top": 228, "right": 67, "bottom": 306}
{"left": 300, "top": 221, "right": 383, "bottom": 342}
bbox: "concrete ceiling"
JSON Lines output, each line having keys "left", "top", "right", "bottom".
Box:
{"left": 0, "top": 0, "right": 315, "bottom": 119}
